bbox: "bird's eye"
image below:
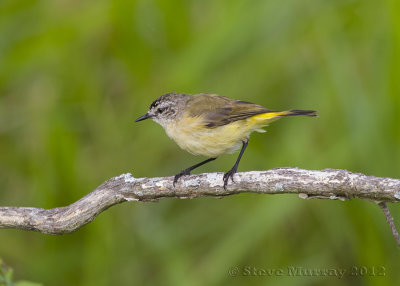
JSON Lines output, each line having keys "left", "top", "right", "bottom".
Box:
{"left": 157, "top": 107, "right": 166, "bottom": 114}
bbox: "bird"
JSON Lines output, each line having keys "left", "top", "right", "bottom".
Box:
{"left": 135, "top": 93, "right": 316, "bottom": 189}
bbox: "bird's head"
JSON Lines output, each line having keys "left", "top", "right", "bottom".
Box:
{"left": 135, "top": 93, "right": 189, "bottom": 126}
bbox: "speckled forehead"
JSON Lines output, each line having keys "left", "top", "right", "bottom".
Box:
{"left": 149, "top": 94, "right": 172, "bottom": 109}
{"left": 149, "top": 93, "right": 188, "bottom": 109}
{"left": 150, "top": 97, "right": 162, "bottom": 109}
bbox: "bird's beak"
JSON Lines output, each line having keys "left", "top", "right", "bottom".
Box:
{"left": 135, "top": 112, "right": 152, "bottom": 122}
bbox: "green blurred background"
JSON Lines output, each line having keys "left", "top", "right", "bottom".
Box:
{"left": 0, "top": 0, "right": 399, "bottom": 285}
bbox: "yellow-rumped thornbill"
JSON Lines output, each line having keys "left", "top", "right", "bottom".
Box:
{"left": 136, "top": 93, "right": 317, "bottom": 189}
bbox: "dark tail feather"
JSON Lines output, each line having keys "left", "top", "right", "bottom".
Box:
{"left": 284, "top": 109, "right": 317, "bottom": 117}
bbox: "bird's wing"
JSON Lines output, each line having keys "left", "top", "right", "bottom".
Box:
{"left": 187, "top": 93, "right": 272, "bottom": 127}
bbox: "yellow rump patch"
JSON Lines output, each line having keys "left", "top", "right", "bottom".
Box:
{"left": 251, "top": 111, "right": 288, "bottom": 120}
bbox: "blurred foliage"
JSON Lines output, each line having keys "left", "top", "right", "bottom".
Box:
{"left": 0, "top": 258, "right": 41, "bottom": 286}
{"left": 0, "top": 0, "right": 399, "bottom": 285}
{"left": 0, "top": 259, "right": 13, "bottom": 286}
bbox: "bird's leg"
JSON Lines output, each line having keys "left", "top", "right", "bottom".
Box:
{"left": 223, "top": 138, "right": 249, "bottom": 190}
{"left": 173, "top": 157, "right": 217, "bottom": 186}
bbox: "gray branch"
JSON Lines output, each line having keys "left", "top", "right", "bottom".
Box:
{"left": 1, "top": 168, "right": 400, "bottom": 237}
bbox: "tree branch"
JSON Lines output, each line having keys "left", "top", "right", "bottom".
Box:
{"left": 1, "top": 168, "right": 399, "bottom": 238}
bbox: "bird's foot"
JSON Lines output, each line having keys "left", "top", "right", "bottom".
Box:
{"left": 173, "top": 169, "right": 191, "bottom": 186}
{"left": 223, "top": 167, "right": 237, "bottom": 190}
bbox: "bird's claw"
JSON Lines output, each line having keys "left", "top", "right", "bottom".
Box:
{"left": 173, "top": 169, "right": 191, "bottom": 187}
{"left": 223, "top": 167, "right": 237, "bottom": 190}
